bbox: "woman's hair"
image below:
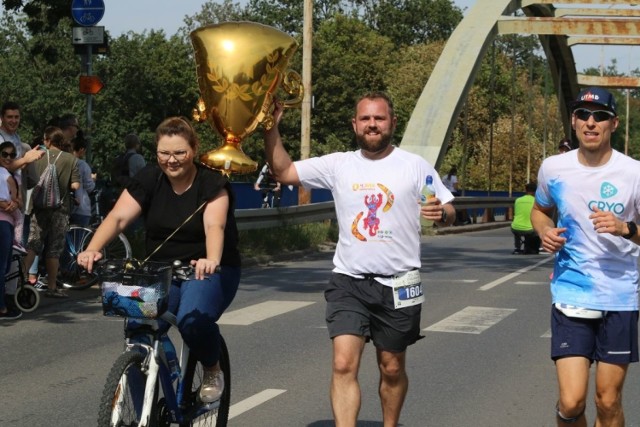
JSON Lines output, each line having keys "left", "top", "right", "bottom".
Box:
{"left": 44, "top": 126, "right": 66, "bottom": 149}
{"left": 155, "top": 116, "right": 199, "bottom": 151}
{"left": 72, "top": 133, "right": 88, "bottom": 152}
{"left": 0, "top": 141, "right": 15, "bottom": 153}
{"left": 447, "top": 166, "right": 457, "bottom": 179}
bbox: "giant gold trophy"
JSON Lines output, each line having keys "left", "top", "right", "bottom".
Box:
{"left": 190, "top": 22, "right": 303, "bottom": 175}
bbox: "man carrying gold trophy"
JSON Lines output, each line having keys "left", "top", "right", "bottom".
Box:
{"left": 264, "top": 91, "right": 456, "bottom": 426}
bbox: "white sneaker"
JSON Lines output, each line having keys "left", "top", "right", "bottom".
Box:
{"left": 199, "top": 369, "right": 224, "bottom": 403}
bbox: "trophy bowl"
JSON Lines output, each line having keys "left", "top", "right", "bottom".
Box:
{"left": 190, "top": 22, "right": 303, "bottom": 175}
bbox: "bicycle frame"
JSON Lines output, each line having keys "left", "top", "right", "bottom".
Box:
{"left": 116, "top": 313, "right": 214, "bottom": 426}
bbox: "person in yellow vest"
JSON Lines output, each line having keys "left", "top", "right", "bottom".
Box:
{"left": 511, "top": 182, "right": 540, "bottom": 254}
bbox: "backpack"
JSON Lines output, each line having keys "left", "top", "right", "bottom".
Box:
{"left": 31, "top": 150, "right": 63, "bottom": 209}
{"left": 111, "top": 152, "right": 134, "bottom": 188}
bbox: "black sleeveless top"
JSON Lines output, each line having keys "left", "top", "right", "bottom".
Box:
{"left": 126, "top": 163, "right": 241, "bottom": 267}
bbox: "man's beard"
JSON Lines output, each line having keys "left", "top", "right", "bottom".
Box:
{"left": 355, "top": 131, "right": 393, "bottom": 154}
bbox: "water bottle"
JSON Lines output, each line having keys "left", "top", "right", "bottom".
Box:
{"left": 420, "top": 175, "right": 436, "bottom": 227}
{"left": 161, "top": 335, "right": 181, "bottom": 382}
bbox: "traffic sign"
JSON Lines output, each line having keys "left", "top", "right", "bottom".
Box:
{"left": 79, "top": 75, "right": 104, "bottom": 94}
{"left": 72, "top": 26, "right": 105, "bottom": 45}
{"left": 71, "top": 0, "right": 105, "bottom": 27}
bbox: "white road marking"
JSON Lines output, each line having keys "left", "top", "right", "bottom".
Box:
{"left": 541, "top": 329, "right": 552, "bottom": 338}
{"left": 229, "top": 389, "right": 287, "bottom": 419}
{"left": 478, "top": 257, "right": 552, "bottom": 291}
{"left": 515, "top": 281, "right": 549, "bottom": 285}
{"left": 424, "top": 306, "right": 516, "bottom": 334}
{"left": 218, "top": 301, "right": 315, "bottom": 325}
{"left": 436, "top": 279, "right": 478, "bottom": 283}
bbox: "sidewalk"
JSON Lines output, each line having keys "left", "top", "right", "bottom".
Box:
{"left": 435, "top": 220, "right": 511, "bottom": 235}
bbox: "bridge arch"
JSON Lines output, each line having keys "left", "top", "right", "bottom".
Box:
{"left": 400, "top": 0, "right": 640, "bottom": 167}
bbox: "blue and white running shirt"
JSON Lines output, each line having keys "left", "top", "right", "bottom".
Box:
{"left": 536, "top": 149, "right": 640, "bottom": 310}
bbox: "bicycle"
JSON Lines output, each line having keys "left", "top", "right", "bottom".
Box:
{"left": 5, "top": 245, "right": 40, "bottom": 312}
{"left": 97, "top": 259, "right": 230, "bottom": 427}
{"left": 57, "top": 188, "right": 132, "bottom": 290}
{"left": 259, "top": 186, "right": 281, "bottom": 209}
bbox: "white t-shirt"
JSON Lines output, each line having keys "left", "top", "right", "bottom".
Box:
{"left": 536, "top": 149, "right": 640, "bottom": 310}
{"left": 295, "top": 147, "right": 454, "bottom": 283}
{"left": 0, "top": 130, "right": 23, "bottom": 186}
{"left": 0, "top": 167, "right": 11, "bottom": 201}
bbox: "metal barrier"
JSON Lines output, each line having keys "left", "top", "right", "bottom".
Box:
{"left": 236, "top": 197, "right": 515, "bottom": 230}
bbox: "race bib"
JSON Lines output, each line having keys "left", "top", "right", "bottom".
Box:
{"left": 392, "top": 270, "right": 424, "bottom": 309}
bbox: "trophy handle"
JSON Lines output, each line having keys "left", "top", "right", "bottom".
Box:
{"left": 261, "top": 70, "right": 305, "bottom": 131}
{"left": 281, "top": 69, "right": 304, "bottom": 109}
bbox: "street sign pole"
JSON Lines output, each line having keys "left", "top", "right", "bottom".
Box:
{"left": 86, "top": 44, "right": 94, "bottom": 162}
{"left": 71, "top": 0, "right": 105, "bottom": 164}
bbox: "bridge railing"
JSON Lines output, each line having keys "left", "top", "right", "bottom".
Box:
{"left": 236, "top": 197, "right": 516, "bottom": 230}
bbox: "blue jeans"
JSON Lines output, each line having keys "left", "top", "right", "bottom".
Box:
{"left": 0, "top": 220, "right": 15, "bottom": 310}
{"left": 161, "top": 265, "right": 240, "bottom": 367}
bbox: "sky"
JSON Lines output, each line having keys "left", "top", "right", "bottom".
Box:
{"left": 98, "top": 0, "right": 636, "bottom": 74}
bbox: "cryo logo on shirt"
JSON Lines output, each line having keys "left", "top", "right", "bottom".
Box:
{"left": 588, "top": 182, "right": 624, "bottom": 214}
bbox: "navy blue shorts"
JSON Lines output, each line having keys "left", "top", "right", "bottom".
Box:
{"left": 324, "top": 273, "right": 423, "bottom": 352}
{"left": 551, "top": 305, "right": 639, "bottom": 364}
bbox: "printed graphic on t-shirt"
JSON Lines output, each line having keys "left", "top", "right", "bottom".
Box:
{"left": 351, "top": 182, "right": 395, "bottom": 242}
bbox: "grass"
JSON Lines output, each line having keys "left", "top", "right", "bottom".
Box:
{"left": 125, "top": 220, "right": 339, "bottom": 261}
{"left": 239, "top": 220, "right": 338, "bottom": 258}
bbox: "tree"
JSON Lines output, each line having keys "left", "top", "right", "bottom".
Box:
{"left": 89, "top": 31, "right": 198, "bottom": 174}
{"left": 310, "top": 14, "right": 396, "bottom": 155}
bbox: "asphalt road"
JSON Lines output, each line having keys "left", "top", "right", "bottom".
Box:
{"left": 2, "top": 226, "right": 640, "bottom": 426}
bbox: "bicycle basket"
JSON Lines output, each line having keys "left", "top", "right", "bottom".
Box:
{"left": 101, "top": 260, "right": 172, "bottom": 319}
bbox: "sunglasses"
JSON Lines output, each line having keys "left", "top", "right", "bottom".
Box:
{"left": 0, "top": 151, "right": 16, "bottom": 159}
{"left": 573, "top": 108, "right": 615, "bottom": 123}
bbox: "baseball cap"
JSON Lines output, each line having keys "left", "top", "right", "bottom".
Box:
{"left": 571, "top": 87, "right": 617, "bottom": 115}
{"left": 558, "top": 139, "right": 571, "bottom": 151}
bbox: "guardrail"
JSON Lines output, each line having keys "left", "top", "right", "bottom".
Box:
{"left": 236, "top": 197, "right": 516, "bottom": 230}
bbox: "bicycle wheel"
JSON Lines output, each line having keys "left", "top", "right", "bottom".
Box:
{"left": 179, "top": 336, "right": 230, "bottom": 427}
{"left": 104, "top": 232, "right": 132, "bottom": 261}
{"left": 97, "top": 351, "right": 159, "bottom": 427}
{"left": 58, "top": 226, "right": 101, "bottom": 290}
{"left": 15, "top": 284, "right": 40, "bottom": 312}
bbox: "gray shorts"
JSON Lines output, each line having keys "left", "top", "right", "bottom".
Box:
{"left": 324, "top": 273, "right": 423, "bottom": 352}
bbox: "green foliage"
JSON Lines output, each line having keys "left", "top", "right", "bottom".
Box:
{"left": 3, "top": 0, "right": 616, "bottom": 197}
{"left": 238, "top": 221, "right": 338, "bottom": 258}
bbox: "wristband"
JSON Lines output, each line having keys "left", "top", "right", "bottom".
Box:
{"left": 623, "top": 221, "right": 637, "bottom": 240}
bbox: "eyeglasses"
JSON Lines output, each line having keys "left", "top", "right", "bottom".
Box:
{"left": 0, "top": 151, "right": 16, "bottom": 159}
{"left": 573, "top": 108, "right": 615, "bottom": 123}
{"left": 156, "top": 150, "right": 189, "bottom": 162}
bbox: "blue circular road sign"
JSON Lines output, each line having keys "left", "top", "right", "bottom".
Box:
{"left": 71, "top": 0, "right": 105, "bottom": 27}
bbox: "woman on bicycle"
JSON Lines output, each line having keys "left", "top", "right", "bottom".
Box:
{"left": 77, "top": 116, "right": 241, "bottom": 403}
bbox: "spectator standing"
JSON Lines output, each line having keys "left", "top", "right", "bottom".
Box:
{"left": 112, "top": 133, "right": 146, "bottom": 190}
{"left": 57, "top": 114, "right": 80, "bottom": 151}
{"left": 442, "top": 166, "right": 460, "bottom": 196}
{"left": 70, "top": 133, "right": 96, "bottom": 226}
{"left": 0, "top": 102, "right": 44, "bottom": 242}
{"left": 510, "top": 182, "right": 540, "bottom": 254}
{"left": 558, "top": 138, "right": 572, "bottom": 154}
{"left": 264, "top": 92, "right": 456, "bottom": 426}
{"left": 23, "top": 126, "right": 80, "bottom": 298}
{"left": 531, "top": 87, "right": 640, "bottom": 426}
{"left": 0, "top": 141, "right": 23, "bottom": 319}
{"left": 0, "top": 142, "right": 24, "bottom": 249}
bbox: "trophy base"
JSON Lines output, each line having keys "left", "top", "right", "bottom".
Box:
{"left": 199, "top": 143, "right": 258, "bottom": 175}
